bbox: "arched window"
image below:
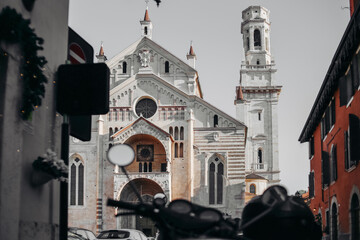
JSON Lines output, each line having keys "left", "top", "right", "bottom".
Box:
{"left": 139, "top": 163, "right": 142, "bottom": 172}
{"left": 250, "top": 184, "right": 256, "bottom": 194}
{"left": 246, "top": 37, "right": 250, "bottom": 51}
{"left": 258, "top": 112, "right": 261, "bottom": 121}
{"left": 115, "top": 127, "right": 119, "bottom": 133}
{"left": 179, "top": 143, "right": 184, "bottom": 158}
{"left": 174, "top": 127, "right": 179, "bottom": 140}
{"left": 169, "top": 127, "right": 173, "bottom": 136}
{"left": 69, "top": 157, "right": 84, "bottom": 206}
{"left": 254, "top": 29, "right": 261, "bottom": 47}
{"left": 256, "top": 59, "right": 260, "bottom": 65}
{"left": 351, "top": 194, "right": 360, "bottom": 240}
{"left": 180, "top": 127, "right": 184, "bottom": 140}
{"left": 122, "top": 61, "right": 127, "bottom": 74}
{"left": 109, "top": 128, "right": 113, "bottom": 140}
{"left": 331, "top": 202, "right": 338, "bottom": 240}
{"left": 209, "top": 158, "right": 224, "bottom": 205}
{"left": 70, "top": 164, "right": 76, "bottom": 205}
{"left": 149, "top": 162, "right": 152, "bottom": 172}
{"left": 165, "top": 61, "right": 170, "bottom": 73}
{"left": 217, "top": 163, "right": 224, "bottom": 204}
{"left": 78, "top": 164, "right": 84, "bottom": 205}
{"left": 144, "top": 162, "right": 148, "bottom": 172}
{"left": 144, "top": 27, "right": 148, "bottom": 35}
{"left": 114, "top": 110, "right": 118, "bottom": 121}
{"left": 258, "top": 149, "right": 263, "bottom": 163}
{"left": 214, "top": 115, "right": 218, "bottom": 127}
{"left": 108, "top": 110, "right": 112, "bottom": 121}
{"left": 209, "top": 163, "right": 215, "bottom": 204}
{"left": 174, "top": 143, "right": 178, "bottom": 158}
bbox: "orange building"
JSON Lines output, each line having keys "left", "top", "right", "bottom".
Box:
{"left": 299, "top": 2, "right": 360, "bottom": 239}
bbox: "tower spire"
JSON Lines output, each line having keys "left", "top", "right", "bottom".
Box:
{"left": 96, "top": 41, "right": 107, "bottom": 62}
{"left": 140, "top": 6, "right": 153, "bottom": 39}
{"left": 186, "top": 41, "right": 196, "bottom": 68}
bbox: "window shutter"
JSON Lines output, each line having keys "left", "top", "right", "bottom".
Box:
{"left": 349, "top": 114, "right": 360, "bottom": 164}
{"left": 345, "top": 131, "right": 350, "bottom": 170}
{"left": 331, "top": 146, "right": 338, "bottom": 182}
{"left": 309, "top": 172, "right": 314, "bottom": 198}
{"left": 351, "top": 61, "right": 359, "bottom": 93}
{"left": 339, "top": 76, "right": 347, "bottom": 106}
{"left": 322, "top": 151, "right": 330, "bottom": 187}
{"left": 331, "top": 99, "right": 336, "bottom": 126}
{"left": 309, "top": 137, "right": 315, "bottom": 159}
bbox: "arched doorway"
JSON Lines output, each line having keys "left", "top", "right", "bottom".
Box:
{"left": 119, "top": 178, "right": 164, "bottom": 237}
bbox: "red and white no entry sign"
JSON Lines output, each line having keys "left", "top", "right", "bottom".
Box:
{"left": 69, "top": 43, "right": 86, "bottom": 64}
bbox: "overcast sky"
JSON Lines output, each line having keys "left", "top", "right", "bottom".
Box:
{"left": 69, "top": 0, "right": 350, "bottom": 194}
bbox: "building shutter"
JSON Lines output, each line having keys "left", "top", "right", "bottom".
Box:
{"left": 309, "top": 172, "right": 314, "bottom": 198}
{"left": 339, "top": 76, "right": 348, "bottom": 106}
{"left": 322, "top": 151, "right": 330, "bottom": 187}
{"left": 331, "top": 146, "right": 338, "bottom": 182}
{"left": 351, "top": 60, "right": 359, "bottom": 93}
{"left": 349, "top": 114, "right": 360, "bottom": 164}
{"left": 309, "top": 137, "right": 315, "bottom": 159}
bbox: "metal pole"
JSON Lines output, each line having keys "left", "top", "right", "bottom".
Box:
{"left": 60, "top": 115, "right": 69, "bottom": 240}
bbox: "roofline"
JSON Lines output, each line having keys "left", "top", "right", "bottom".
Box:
{"left": 299, "top": 6, "right": 360, "bottom": 143}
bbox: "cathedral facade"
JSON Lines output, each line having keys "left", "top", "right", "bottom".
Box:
{"left": 68, "top": 6, "right": 280, "bottom": 236}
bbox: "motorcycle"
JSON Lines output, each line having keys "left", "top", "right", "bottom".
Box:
{"left": 106, "top": 144, "right": 322, "bottom": 240}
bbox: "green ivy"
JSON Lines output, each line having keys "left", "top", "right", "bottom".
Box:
{"left": 0, "top": 7, "right": 47, "bottom": 120}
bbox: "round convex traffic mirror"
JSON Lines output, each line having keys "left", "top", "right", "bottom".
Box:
{"left": 107, "top": 144, "right": 135, "bottom": 167}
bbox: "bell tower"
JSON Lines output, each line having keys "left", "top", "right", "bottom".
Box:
{"left": 235, "top": 6, "right": 282, "bottom": 185}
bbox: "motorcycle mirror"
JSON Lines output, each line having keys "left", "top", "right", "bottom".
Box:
{"left": 153, "top": 193, "right": 167, "bottom": 207}
{"left": 107, "top": 144, "right": 135, "bottom": 167}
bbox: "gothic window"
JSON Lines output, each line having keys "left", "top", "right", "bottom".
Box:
{"left": 209, "top": 163, "right": 215, "bottom": 204}
{"left": 331, "top": 202, "right": 338, "bottom": 240}
{"left": 144, "top": 162, "right": 148, "bottom": 172}
{"left": 180, "top": 127, "right": 184, "bottom": 140}
{"left": 258, "top": 149, "right": 263, "bottom": 163}
{"left": 165, "top": 61, "right": 170, "bottom": 73}
{"left": 169, "top": 127, "right": 173, "bottom": 136}
{"left": 122, "top": 61, "right": 127, "bottom": 74}
{"left": 149, "top": 162, "right": 152, "bottom": 172}
{"left": 108, "top": 110, "right": 112, "bottom": 121}
{"left": 254, "top": 29, "right": 261, "bottom": 47}
{"left": 179, "top": 143, "right": 184, "bottom": 158}
{"left": 139, "top": 163, "right": 142, "bottom": 172}
{"left": 209, "top": 158, "right": 224, "bottom": 205}
{"left": 109, "top": 128, "right": 113, "bottom": 140}
{"left": 115, "top": 127, "right": 118, "bottom": 133}
{"left": 214, "top": 115, "right": 218, "bottom": 127}
{"left": 351, "top": 194, "right": 360, "bottom": 240}
{"left": 114, "top": 109, "right": 118, "bottom": 121}
{"left": 69, "top": 157, "right": 84, "bottom": 206}
{"left": 174, "top": 127, "right": 179, "bottom": 140}
{"left": 250, "top": 184, "right": 256, "bottom": 194}
{"left": 217, "top": 163, "right": 224, "bottom": 204}
{"left": 174, "top": 143, "right": 178, "bottom": 158}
